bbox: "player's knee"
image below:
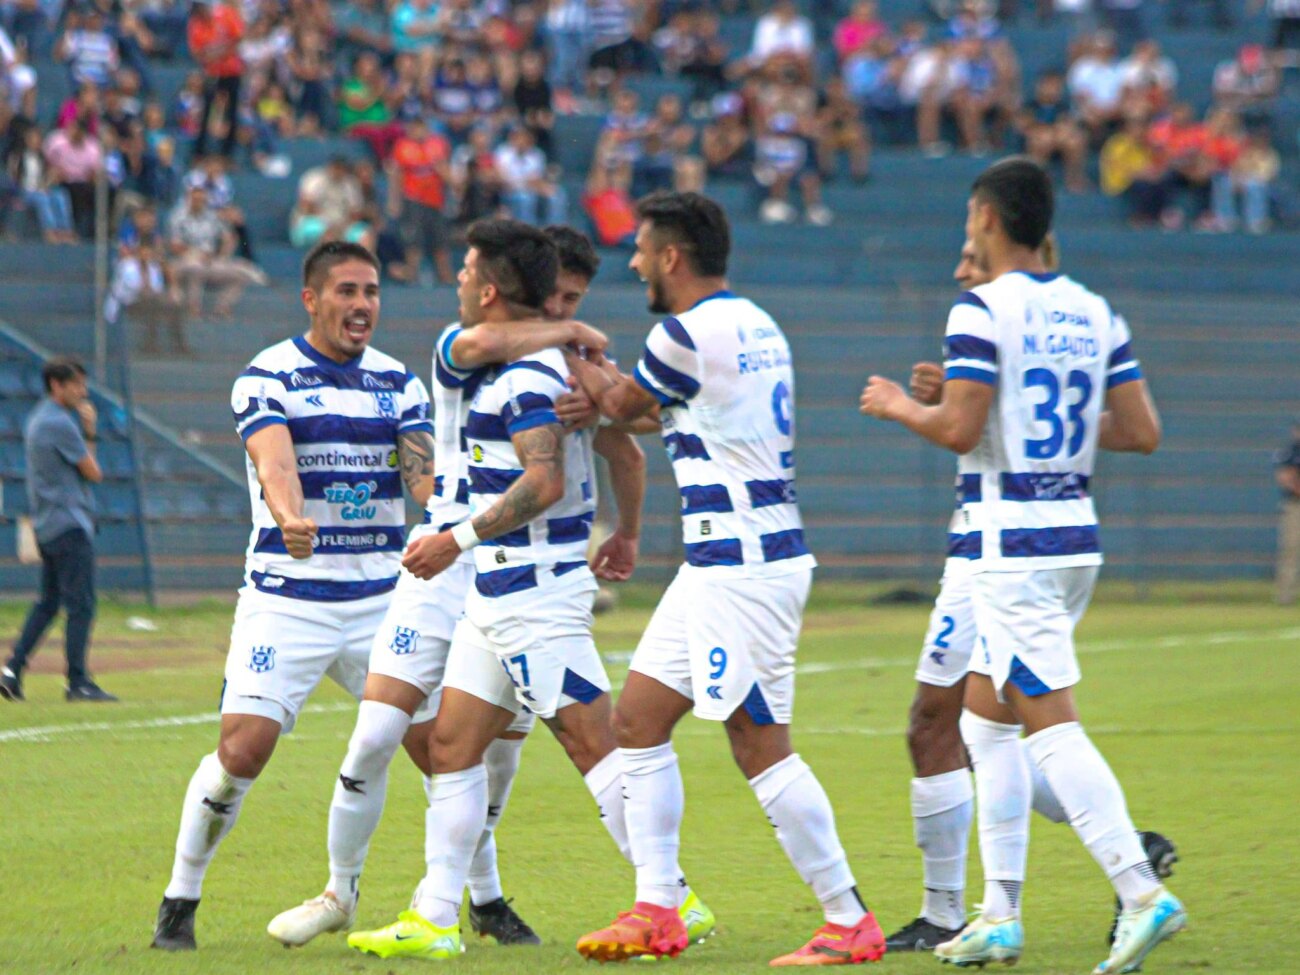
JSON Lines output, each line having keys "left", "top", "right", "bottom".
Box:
{"left": 217, "top": 735, "right": 274, "bottom": 779}
{"left": 427, "top": 722, "right": 479, "bottom": 775}
{"left": 402, "top": 722, "right": 434, "bottom": 777}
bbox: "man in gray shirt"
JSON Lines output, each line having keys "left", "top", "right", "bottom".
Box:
{"left": 1, "top": 357, "right": 117, "bottom": 702}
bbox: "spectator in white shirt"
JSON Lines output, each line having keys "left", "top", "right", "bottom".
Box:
{"left": 748, "top": 0, "right": 814, "bottom": 76}
{"left": 55, "top": 7, "right": 119, "bottom": 89}
{"left": 106, "top": 238, "right": 188, "bottom": 354}
{"left": 493, "top": 124, "right": 567, "bottom": 225}
{"left": 1068, "top": 32, "right": 1126, "bottom": 142}
{"left": 1118, "top": 38, "right": 1177, "bottom": 115}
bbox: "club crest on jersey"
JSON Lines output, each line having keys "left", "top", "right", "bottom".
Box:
{"left": 389, "top": 626, "right": 419, "bottom": 656}
{"left": 248, "top": 646, "right": 276, "bottom": 673}
{"left": 373, "top": 391, "right": 397, "bottom": 420}
{"left": 290, "top": 371, "right": 322, "bottom": 387}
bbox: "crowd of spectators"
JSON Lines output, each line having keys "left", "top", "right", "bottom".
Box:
{"left": 0, "top": 0, "right": 1296, "bottom": 306}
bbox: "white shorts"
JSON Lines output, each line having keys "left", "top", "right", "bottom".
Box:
{"left": 915, "top": 561, "right": 979, "bottom": 688}
{"left": 366, "top": 558, "right": 475, "bottom": 725}
{"left": 970, "top": 565, "right": 1100, "bottom": 699}
{"left": 446, "top": 571, "right": 607, "bottom": 722}
{"left": 221, "top": 587, "right": 390, "bottom": 733}
{"left": 630, "top": 566, "right": 812, "bottom": 725}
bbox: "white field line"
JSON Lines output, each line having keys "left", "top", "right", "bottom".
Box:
{"left": 2, "top": 626, "right": 1295, "bottom": 745}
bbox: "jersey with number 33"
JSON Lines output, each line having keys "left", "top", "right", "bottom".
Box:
{"left": 633, "top": 290, "right": 817, "bottom": 579}
{"left": 943, "top": 270, "right": 1143, "bottom": 573}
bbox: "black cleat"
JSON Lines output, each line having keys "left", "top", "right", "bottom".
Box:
{"left": 468, "top": 897, "right": 541, "bottom": 946}
{"left": 151, "top": 897, "right": 199, "bottom": 951}
{"left": 66, "top": 681, "right": 118, "bottom": 702}
{"left": 1108, "top": 830, "right": 1179, "bottom": 945}
{"left": 884, "top": 916, "right": 963, "bottom": 952}
{"left": 0, "top": 666, "right": 23, "bottom": 702}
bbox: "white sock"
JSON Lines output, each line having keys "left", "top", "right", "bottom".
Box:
{"left": 164, "top": 752, "right": 255, "bottom": 900}
{"left": 327, "top": 701, "right": 411, "bottom": 904}
{"left": 585, "top": 749, "right": 633, "bottom": 863}
{"left": 621, "top": 744, "right": 685, "bottom": 908}
{"left": 1025, "top": 722, "right": 1156, "bottom": 910}
{"left": 749, "top": 754, "right": 865, "bottom": 927}
{"left": 959, "top": 711, "right": 1030, "bottom": 920}
{"left": 911, "top": 769, "right": 973, "bottom": 930}
{"left": 467, "top": 737, "right": 524, "bottom": 906}
{"left": 1025, "top": 740, "right": 1069, "bottom": 824}
{"left": 416, "top": 764, "right": 488, "bottom": 927}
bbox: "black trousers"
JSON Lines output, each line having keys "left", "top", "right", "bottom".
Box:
{"left": 196, "top": 74, "right": 241, "bottom": 160}
{"left": 8, "top": 528, "right": 97, "bottom": 687}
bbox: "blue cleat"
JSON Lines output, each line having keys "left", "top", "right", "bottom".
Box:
{"left": 1094, "top": 888, "right": 1186, "bottom": 974}
{"left": 934, "top": 916, "right": 1023, "bottom": 968}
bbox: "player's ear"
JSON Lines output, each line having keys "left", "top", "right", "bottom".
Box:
{"left": 301, "top": 286, "right": 317, "bottom": 316}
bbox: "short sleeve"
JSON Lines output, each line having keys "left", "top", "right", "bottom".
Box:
{"left": 634, "top": 317, "right": 701, "bottom": 406}
{"left": 48, "top": 413, "right": 88, "bottom": 467}
{"left": 942, "top": 291, "right": 999, "bottom": 385}
{"left": 434, "top": 324, "right": 479, "bottom": 389}
{"left": 231, "top": 367, "right": 288, "bottom": 441}
{"left": 397, "top": 372, "right": 433, "bottom": 433}
{"left": 497, "top": 360, "right": 566, "bottom": 435}
{"left": 1105, "top": 312, "right": 1142, "bottom": 389}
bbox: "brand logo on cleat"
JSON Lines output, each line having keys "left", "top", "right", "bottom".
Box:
{"left": 394, "top": 934, "right": 417, "bottom": 941}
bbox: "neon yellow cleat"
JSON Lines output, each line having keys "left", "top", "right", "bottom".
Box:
{"left": 346, "top": 910, "right": 462, "bottom": 961}
{"left": 681, "top": 890, "right": 716, "bottom": 944}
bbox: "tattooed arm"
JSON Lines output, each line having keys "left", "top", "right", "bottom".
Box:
{"left": 396, "top": 428, "right": 435, "bottom": 506}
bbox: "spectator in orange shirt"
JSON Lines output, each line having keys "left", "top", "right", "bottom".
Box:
{"left": 390, "top": 116, "right": 454, "bottom": 284}
{"left": 187, "top": 0, "right": 244, "bottom": 160}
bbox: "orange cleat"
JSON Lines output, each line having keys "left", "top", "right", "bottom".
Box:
{"left": 769, "top": 913, "right": 887, "bottom": 967}
{"left": 576, "top": 902, "right": 689, "bottom": 963}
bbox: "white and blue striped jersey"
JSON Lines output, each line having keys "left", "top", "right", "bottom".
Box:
{"left": 633, "top": 290, "right": 816, "bottom": 579}
{"left": 231, "top": 336, "right": 432, "bottom": 601}
{"left": 463, "top": 347, "right": 597, "bottom": 600}
{"left": 423, "top": 324, "right": 485, "bottom": 564}
{"left": 943, "top": 271, "right": 1142, "bottom": 572}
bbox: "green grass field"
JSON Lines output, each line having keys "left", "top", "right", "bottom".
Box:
{"left": 0, "top": 583, "right": 1296, "bottom": 975}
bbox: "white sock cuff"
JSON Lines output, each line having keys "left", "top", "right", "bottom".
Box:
{"left": 911, "top": 769, "right": 974, "bottom": 818}
{"left": 209, "top": 752, "right": 255, "bottom": 793}
{"left": 356, "top": 698, "right": 412, "bottom": 731}
{"left": 433, "top": 764, "right": 487, "bottom": 795}
{"left": 747, "top": 753, "right": 809, "bottom": 808}
{"left": 1025, "top": 720, "right": 1082, "bottom": 752}
{"left": 423, "top": 774, "right": 436, "bottom": 804}
{"left": 583, "top": 749, "right": 622, "bottom": 795}
{"left": 960, "top": 709, "right": 1023, "bottom": 745}
{"left": 620, "top": 743, "right": 677, "bottom": 777}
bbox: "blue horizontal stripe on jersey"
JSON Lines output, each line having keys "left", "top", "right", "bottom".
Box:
{"left": 947, "top": 531, "right": 982, "bottom": 559}
{"left": 499, "top": 360, "right": 565, "bottom": 385}
{"left": 255, "top": 525, "right": 405, "bottom": 555}
{"left": 233, "top": 397, "right": 285, "bottom": 422}
{"left": 663, "top": 432, "right": 710, "bottom": 462}
{"left": 466, "top": 410, "right": 511, "bottom": 442}
{"left": 506, "top": 408, "right": 560, "bottom": 435}
{"left": 680, "top": 484, "right": 733, "bottom": 515}
{"left": 243, "top": 364, "right": 411, "bottom": 393}
{"left": 493, "top": 527, "right": 531, "bottom": 547}
{"left": 954, "top": 290, "right": 990, "bottom": 313}
{"left": 760, "top": 528, "right": 810, "bottom": 562}
{"left": 475, "top": 564, "right": 538, "bottom": 597}
{"left": 298, "top": 470, "right": 403, "bottom": 501}
{"left": 641, "top": 347, "right": 701, "bottom": 400}
{"left": 685, "top": 539, "right": 743, "bottom": 567}
{"left": 633, "top": 363, "right": 682, "bottom": 407}
{"left": 1107, "top": 341, "right": 1134, "bottom": 367}
{"left": 957, "top": 474, "right": 982, "bottom": 505}
{"left": 561, "top": 667, "right": 605, "bottom": 704}
{"left": 945, "top": 334, "right": 998, "bottom": 364}
{"left": 743, "top": 683, "right": 775, "bottom": 725}
{"left": 662, "top": 316, "right": 695, "bottom": 350}
{"left": 945, "top": 365, "right": 997, "bottom": 385}
{"left": 1107, "top": 364, "right": 1143, "bottom": 389}
{"left": 548, "top": 511, "right": 594, "bottom": 544}
{"left": 1000, "top": 472, "right": 1090, "bottom": 502}
{"left": 1000, "top": 525, "right": 1100, "bottom": 558}
{"left": 400, "top": 403, "right": 429, "bottom": 423}
{"left": 434, "top": 476, "right": 471, "bottom": 505}
{"left": 554, "top": 560, "right": 589, "bottom": 576}
{"left": 239, "top": 415, "right": 287, "bottom": 441}
{"left": 468, "top": 465, "right": 522, "bottom": 494}
{"left": 250, "top": 571, "right": 398, "bottom": 602}
{"left": 503, "top": 391, "right": 558, "bottom": 426}
{"left": 746, "top": 478, "right": 797, "bottom": 508}
{"left": 286, "top": 415, "right": 398, "bottom": 446}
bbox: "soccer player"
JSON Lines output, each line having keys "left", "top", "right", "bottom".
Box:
{"left": 861, "top": 158, "right": 1185, "bottom": 974}
{"left": 265, "top": 229, "right": 612, "bottom": 949}
{"left": 884, "top": 234, "right": 1176, "bottom": 954}
{"left": 346, "top": 220, "right": 707, "bottom": 961}
{"left": 568, "top": 191, "right": 886, "bottom": 966}
{"left": 151, "top": 241, "right": 436, "bottom": 951}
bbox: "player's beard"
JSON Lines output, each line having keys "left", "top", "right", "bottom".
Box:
{"left": 646, "top": 275, "right": 670, "bottom": 315}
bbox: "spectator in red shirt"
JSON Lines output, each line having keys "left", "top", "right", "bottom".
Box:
{"left": 187, "top": 0, "right": 245, "bottom": 160}
{"left": 390, "top": 116, "right": 454, "bottom": 284}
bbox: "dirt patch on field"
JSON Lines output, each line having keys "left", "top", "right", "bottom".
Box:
{"left": 18, "top": 635, "right": 228, "bottom": 674}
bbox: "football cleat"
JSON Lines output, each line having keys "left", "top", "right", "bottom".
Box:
{"left": 469, "top": 897, "right": 541, "bottom": 946}
{"left": 0, "top": 665, "right": 23, "bottom": 702}
{"left": 577, "top": 902, "right": 689, "bottom": 962}
{"left": 1109, "top": 830, "right": 1180, "bottom": 944}
{"left": 150, "top": 897, "right": 199, "bottom": 951}
{"left": 681, "top": 890, "right": 716, "bottom": 944}
{"left": 347, "top": 910, "right": 462, "bottom": 960}
{"left": 884, "top": 916, "right": 964, "bottom": 952}
{"left": 934, "top": 915, "right": 1023, "bottom": 967}
{"left": 1094, "top": 888, "right": 1186, "bottom": 974}
{"left": 769, "top": 912, "right": 886, "bottom": 966}
{"left": 267, "top": 891, "right": 356, "bottom": 947}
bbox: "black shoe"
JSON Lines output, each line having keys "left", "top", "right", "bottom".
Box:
{"left": 0, "top": 666, "right": 23, "bottom": 702}
{"left": 151, "top": 897, "right": 199, "bottom": 951}
{"left": 1108, "top": 829, "right": 1179, "bottom": 944}
{"left": 884, "top": 916, "right": 963, "bottom": 952}
{"left": 66, "top": 681, "right": 118, "bottom": 702}
{"left": 468, "top": 897, "right": 541, "bottom": 946}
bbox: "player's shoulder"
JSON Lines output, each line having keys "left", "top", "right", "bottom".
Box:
{"left": 358, "top": 344, "right": 410, "bottom": 378}
{"left": 674, "top": 291, "right": 767, "bottom": 341}
{"left": 501, "top": 345, "right": 569, "bottom": 383}
{"left": 241, "top": 338, "right": 304, "bottom": 378}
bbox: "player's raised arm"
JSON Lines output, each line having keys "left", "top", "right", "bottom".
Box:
{"left": 447, "top": 318, "right": 608, "bottom": 370}
{"left": 590, "top": 426, "right": 645, "bottom": 582}
{"left": 244, "top": 424, "right": 317, "bottom": 560}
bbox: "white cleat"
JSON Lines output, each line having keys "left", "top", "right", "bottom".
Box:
{"left": 934, "top": 915, "right": 1024, "bottom": 967}
{"left": 1094, "top": 888, "right": 1186, "bottom": 974}
{"left": 267, "top": 891, "right": 356, "bottom": 947}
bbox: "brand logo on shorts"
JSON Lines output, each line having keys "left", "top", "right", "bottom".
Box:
{"left": 706, "top": 685, "right": 724, "bottom": 700}
{"left": 248, "top": 646, "right": 276, "bottom": 673}
{"left": 930, "top": 651, "right": 946, "bottom": 665}
{"left": 390, "top": 626, "right": 419, "bottom": 656}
